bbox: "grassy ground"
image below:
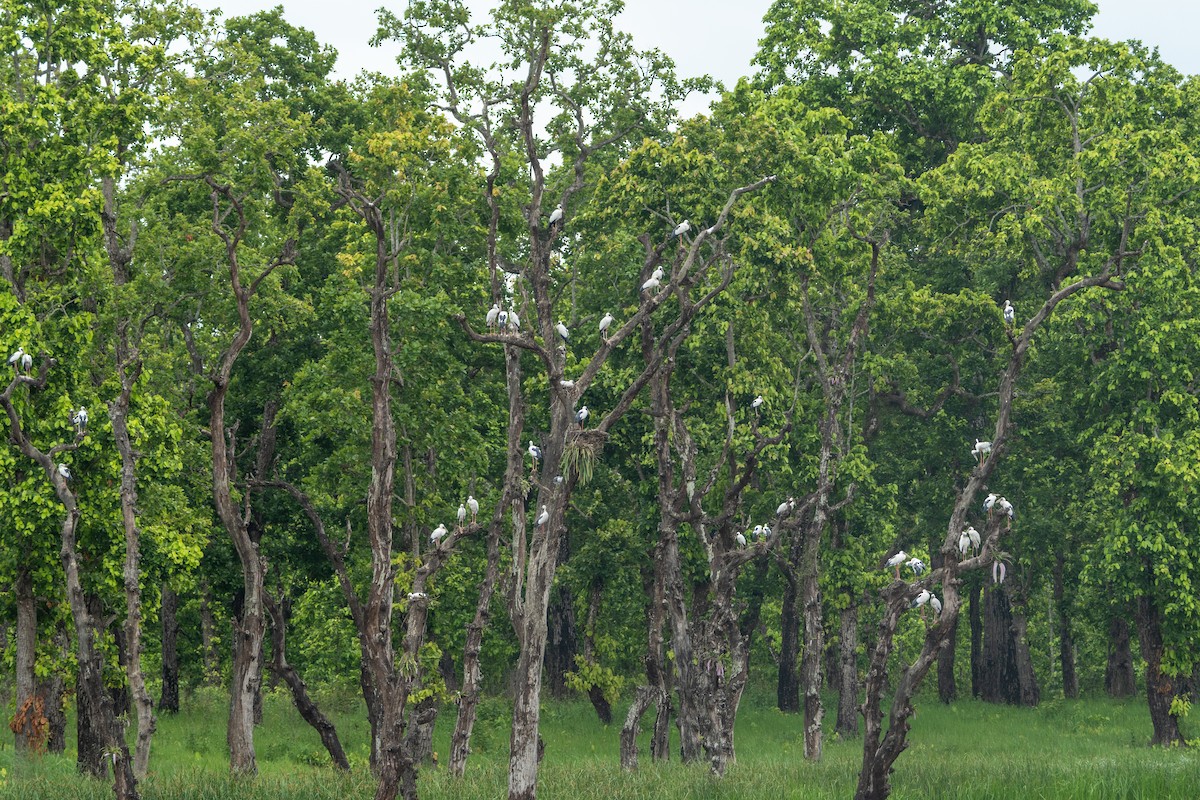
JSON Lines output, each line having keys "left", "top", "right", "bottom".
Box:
{"left": 1, "top": 686, "right": 1197, "bottom": 799}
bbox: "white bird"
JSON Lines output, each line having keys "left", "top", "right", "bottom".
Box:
{"left": 554, "top": 475, "right": 564, "bottom": 485}
{"left": 508, "top": 310, "right": 521, "bottom": 331}
{"left": 973, "top": 439, "right": 992, "bottom": 462}
{"left": 457, "top": 503, "right": 467, "bottom": 527}
{"left": 535, "top": 505, "right": 550, "bottom": 527}
{"left": 20, "top": 352, "right": 31, "bottom": 372}
{"left": 430, "top": 524, "right": 448, "bottom": 544}
{"left": 467, "top": 495, "right": 479, "bottom": 521}
{"left": 407, "top": 591, "right": 428, "bottom": 601}
{"left": 966, "top": 526, "right": 981, "bottom": 551}
{"left": 1003, "top": 300, "right": 1015, "bottom": 325}
{"left": 486, "top": 303, "right": 500, "bottom": 328}
{"left": 930, "top": 595, "right": 942, "bottom": 615}
{"left": 575, "top": 405, "right": 589, "bottom": 424}
{"left": 548, "top": 204, "right": 563, "bottom": 226}
{"left": 762, "top": 525, "right": 772, "bottom": 539}
{"left": 997, "top": 497, "right": 1014, "bottom": 520}
{"left": 652, "top": 266, "right": 664, "bottom": 281}
{"left": 751, "top": 395, "right": 764, "bottom": 410}
{"left": 71, "top": 407, "right": 88, "bottom": 431}
{"left": 641, "top": 275, "right": 661, "bottom": 293}
{"left": 498, "top": 310, "right": 509, "bottom": 331}
{"left": 885, "top": 550, "right": 909, "bottom": 578}
{"left": 910, "top": 589, "right": 931, "bottom": 609}
{"left": 752, "top": 524, "right": 763, "bottom": 540}
{"left": 8, "top": 347, "right": 24, "bottom": 371}
{"left": 983, "top": 493, "right": 998, "bottom": 514}
{"left": 599, "top": 313, "right": 614, "bottom": 340}
{"left": 704, "top": 224, "right": 718, "bottom": 236}
{"left": 672, "top": 219, "right": 690, "bottom": 238}
{"left": 735, "top": 531, "right": 747, "bottom": 547}
{"left": 906, "top": 557, "right": 926, "bottom": 576}
{"left": 555, "top": 321, "right": 570, "bottom": 341}
{"left": 57, "top": 463, "right": 71, "bottom": 480}
{"left": 559, "top": 379, "right": 575, "bottom": 388}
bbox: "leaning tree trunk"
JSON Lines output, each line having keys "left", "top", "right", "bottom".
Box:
{"left": 264, "top": 592, "right": 349, "bottom": 770}
{"left": 160, "top": 584, "right": 180, "bottom": 713}
{"left": 1106, "top": 615, "right": 1137, "bottom": 698}
{"left": 1136, "top": 595, "right": 1185, "bottom": 746}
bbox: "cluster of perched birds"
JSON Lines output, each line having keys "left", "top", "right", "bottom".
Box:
{"left": 885, "top": 479, "right": 1018, "bottom": 618}
{"left": 429, "top": 495, "right": 481, "bottom": 547}
{"left": 8, "top": 348, "right": 89, "bottom": 483}
{"left": 7, "top": 347, "right": 32, "bottom": 373}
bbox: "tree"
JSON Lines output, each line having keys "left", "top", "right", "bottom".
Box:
{"left": 854, "top": 38, "right": 1193, "bottom": 798}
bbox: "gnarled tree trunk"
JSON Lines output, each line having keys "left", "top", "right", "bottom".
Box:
{"left": 836, "top": 604, "right": 860, "bottom": 736}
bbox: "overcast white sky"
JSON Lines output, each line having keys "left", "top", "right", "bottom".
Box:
{"left": 193, "top": 0, "right": 1200, "bottom": 112}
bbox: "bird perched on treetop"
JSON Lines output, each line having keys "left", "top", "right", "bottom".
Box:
{"left": 671, "top": 220, "right": 690, "bottom": 238}
{"left": 486, "top": 303, "right": 500, "bottom": 328}
{"left": 430, "top": 524, "right": 448, "bottom": 545}
{"left": 555, "top": 321, "right": 570, "bottom": 341}
{"left": 906, "top": 557, "right": 926, "bottom": 576}
{"left": 536, "top": 505, "right": 550, "bottom": 527}
{"left": 751, "top": 395, "right": 764, "bottom": 410}
{"left": 776, "top": 497, "right": 795, "bottom": 516}
{"left": 548, "top": 204, "right": 563, "bottom": 227}
{"left": 528, "top": 441, "right": 542, "bottom": 462}
{"left": 457, "top": 503, "right": 467, "bottom": 527}
{"left": 467, "top": 495, "right": 479, "bottom": 522}
{"left": 910, "top": 589, "right": 931, "bottom": 609}
{"left": 735, "top": 531, "right": 747, "bottom": 547}
{"left": 973, "top": 439, "right": 992, "bottom": 462}
{"left": 1003, "top": 299, "right": 1015, "bottom": 325}
{"left": 575, "top": 406, "right": 589, "bottom": 425}
{"left": 71, "top": 408, "right": 88, "bottom": 431}
{"left": 885, "top": 550, "right": 909, "bottom": 579}
{"left": 57, "top": 463, "right": 71, "bottom": 480}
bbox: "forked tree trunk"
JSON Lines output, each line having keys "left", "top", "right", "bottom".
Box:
{"left": 449, "top": 520, "right": 503, "bottom": 775}
{"left": 1106, "top": 615, "right": 1137, "bottom": 698}
{"left": 160, "top": 584, "right": 180, "bottom": 713}
{"left": 836, "top": 604, "right": 860, "bottom": 737}
{"left": 1136, "top": 596, "right": 1185, "bottom": 746}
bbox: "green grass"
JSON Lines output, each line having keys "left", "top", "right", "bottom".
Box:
{"left": 1, "top": 687, "right": 1198, "bottom": 798}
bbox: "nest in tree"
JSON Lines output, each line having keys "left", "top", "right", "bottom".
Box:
{"left": 563, "top": 430, "right": 607, "bottom": 485}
